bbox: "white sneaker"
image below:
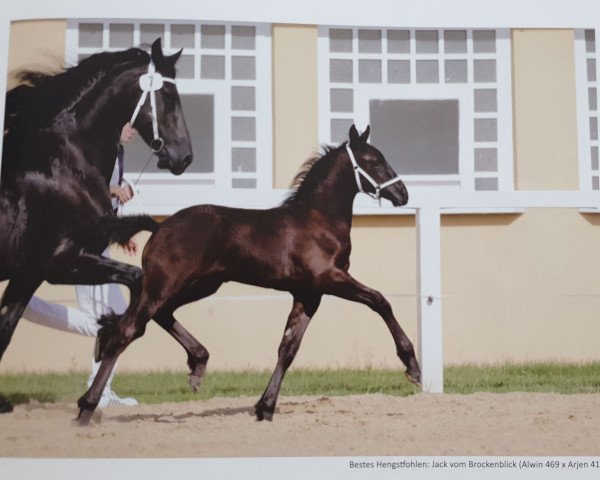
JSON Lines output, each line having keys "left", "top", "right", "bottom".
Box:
{"left": 97, "top": 391, "right": 139, "bottom": 408}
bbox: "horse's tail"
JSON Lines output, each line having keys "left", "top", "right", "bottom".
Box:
{"left": 93, "top": 214, "right": 159, "bottom": 247}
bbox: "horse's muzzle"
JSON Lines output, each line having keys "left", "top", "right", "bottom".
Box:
{"left": 158, "top": 153, "right": 193, "bottom": 176}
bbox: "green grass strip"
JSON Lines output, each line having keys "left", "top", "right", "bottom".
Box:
{"left": 1, "top": 362, "right": 599, "bottom": 407}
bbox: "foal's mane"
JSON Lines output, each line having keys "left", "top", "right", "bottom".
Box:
{"left": 5, "top": 48, "right": 150, "bottom": 133}
{"left": 282, "top": 143, "right": 346, "bottom": 206}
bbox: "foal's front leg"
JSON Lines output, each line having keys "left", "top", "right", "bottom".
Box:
{"left": 255, "top": 292, "right": 322, "bottom": 421}
{"left": 322, "top": 270, "right": 421, "bottom": 386}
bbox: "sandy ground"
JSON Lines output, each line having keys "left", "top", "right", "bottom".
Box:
{"left": 1, "top": 393, "right": 599, "bottom": 458}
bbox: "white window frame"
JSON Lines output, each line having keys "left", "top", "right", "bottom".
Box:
{"left": 66, "top": 19, "right": 273, "bottom": 215}
{"left": 317, "top": 27, "right": 514, "bottom": 197}
{"left": 575, "top": 28, "right": 600, "bottom": 193}
{"left": 353, "top": 85, "right": 473, "bottom": 190}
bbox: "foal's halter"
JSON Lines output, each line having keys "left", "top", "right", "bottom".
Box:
{"left": 345, "top": 144, "right": 404, "bottom": 201}
{"left": 129, "top": 62, "right": 176, "bottom": 154}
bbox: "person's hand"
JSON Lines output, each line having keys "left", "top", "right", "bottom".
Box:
{"left": 115, "top": 184, "right": 134, "bottom": 204}
{"left": 119, "top": 238, "right": 138, "bottom": 256}
{"left": 120, "top": 123, "right": 137, "bottom": 144}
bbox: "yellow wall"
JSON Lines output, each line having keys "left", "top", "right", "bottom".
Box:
{"left": 3, "top": 23, "right": 600, "bottom": 375}
{"left": 272, "top": 24, "right": 319, "bottom": 188}
{"left": 512, "top": 30, "right": 579, "bottom": 190}
{"left": 7, "top": 20, "right": 67, "bottom": 88}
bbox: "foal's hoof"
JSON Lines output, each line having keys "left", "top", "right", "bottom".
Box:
{"left": 254, "top": 401, "right": 274, "bottom": 422}
{"left": 405, "top": 369, "right": 422, "bottom": 387}
{"left": 0, "top": 396, "right": 14, "bottom": 413}
{"left": 188, "top": 374, "right": 202, "bottom": 393}
{"left": 76, "top": 409, "right": 94, "bottom": 427}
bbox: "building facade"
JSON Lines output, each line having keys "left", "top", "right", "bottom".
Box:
{"left": 3, "top": 13, "right": 600, "bottom": 373}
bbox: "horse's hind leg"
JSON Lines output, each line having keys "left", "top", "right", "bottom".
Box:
{"left": 255, "top": 292, "right": 321, "bottom": 421}
{"left": 321, "top": 270, "right": 421, "bottom": 386}
{"left": 0, "top": 276, "right": 43, "bottom": 413}
{"left": 154, "top": 311, "right": 210, "bottom": 392}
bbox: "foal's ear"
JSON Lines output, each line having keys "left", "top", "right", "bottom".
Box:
{"left": 360, "top": 125, "right": 371, "bottom": 143}
{"left": 349, "top": 124, "right": 360, "bottom": 146}
{"left": 349, "top": 124, "right": 370, "bottom": 146}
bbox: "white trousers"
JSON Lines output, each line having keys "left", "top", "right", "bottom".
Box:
{"left": 23, "top": 283, "right": 127, "bottom": 337}
{"left": 22, "top": 269, "right": 128, "bottom": 393}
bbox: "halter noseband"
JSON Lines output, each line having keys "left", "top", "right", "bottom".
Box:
{"left": 345, "top": 144, "right": 404, "bottom": 201}
{"left": 129, "top": 62, "right": 175, "bottom": 154}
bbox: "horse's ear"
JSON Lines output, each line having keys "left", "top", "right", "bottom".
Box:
{"left": 167, "top": 48, "right": 183, "bottom": 65}
{"left": 359, "top": 125, "right": 371, "bottom": 143}
{"left": 151, "top": 38, "right": 165, "bottom": 65}
{"left": 151, "top": 38, "right": 180, "bottom": 76}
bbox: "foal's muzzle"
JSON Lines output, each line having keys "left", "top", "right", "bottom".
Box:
{"left": 381, "top": 182, "right": 409, "bottom": 207}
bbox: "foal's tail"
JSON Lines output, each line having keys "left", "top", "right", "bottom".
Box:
{"left": 92, "top": 214, "right": 159, "bottom": 249}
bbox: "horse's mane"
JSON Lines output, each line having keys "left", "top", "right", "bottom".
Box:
{"left": 282, "top": 143, "right": 345, "bottom": 206}
{"left": 4, "top": 48, "right": 150, "bottom": 133}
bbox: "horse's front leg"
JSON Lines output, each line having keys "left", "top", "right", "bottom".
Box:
{"left": 0, "top": 275, "right": 43, "bottom": 413}
{"left": 255, "top": 292, "right": 322, "bottom": 421}
{"left": 320, "top": 270, "right": 421, "bottom": 386}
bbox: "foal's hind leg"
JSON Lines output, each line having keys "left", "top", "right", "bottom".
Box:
{"left": 152, "top": 280, "right": 223, "bottom": 392}
{"left": 322, "top": 270, "right": 421, "bottom": 386}
{"left": 154, "top": 311, "right": 210, "bottom": 392}
{"left": 0, "top": 276, "right": 43, "bottom": 413}
{"left": 77, "top": 293, "right": 158, "bottom": 425}
{"left": 255, "top": 292, "right": 322, "bottom": 421}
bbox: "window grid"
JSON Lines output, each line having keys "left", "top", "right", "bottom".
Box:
{"left": 68, "top": 20, "right": 271, "bottom": 190}
{"left": 320, "top": 27, "right": 512, "bottom": 191}
{"left": 576, "top": 29, "right": 600, "bottom": 191}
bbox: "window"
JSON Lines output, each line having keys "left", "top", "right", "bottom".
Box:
{"left": 575, "top": 29, "right": 600, "bottom": 191}
{"left": 66, "top": 20, "right": 272, "bottom": 207}
{"left": 318, "top": 27, "right": 513, "bottom": 191}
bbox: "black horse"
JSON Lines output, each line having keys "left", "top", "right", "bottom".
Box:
{"left": 0, "top": 39, "right": 193, "bottom": 413}
{"left": 79, "top": 125, "right": 421, "bottom": 424}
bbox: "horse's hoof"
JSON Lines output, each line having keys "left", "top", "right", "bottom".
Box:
{"left": 405, "top": 369, "right": 422, "bottom": 387}
{"left": 0, "top": 396, "right": 14, "bottom": 413}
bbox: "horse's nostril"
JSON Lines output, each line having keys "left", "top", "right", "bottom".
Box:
{"left": 183, "top": 154, "right": 192, "bottom": 167}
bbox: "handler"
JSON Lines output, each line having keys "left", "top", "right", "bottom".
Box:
{"left": 22, "top": 123, "right": 139, "bottom": 408}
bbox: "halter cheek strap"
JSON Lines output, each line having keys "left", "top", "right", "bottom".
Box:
{"left": 129, "top": 62, "right": 176, "bottom": 153}
{"left": 346, "top": 144, "right": 404, "bottom": 201}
